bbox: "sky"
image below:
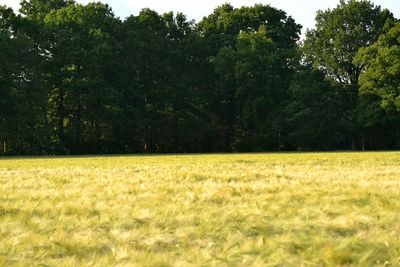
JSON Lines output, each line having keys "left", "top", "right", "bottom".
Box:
{"left": 1, "top": 0, "right": 399, "bottom": 34}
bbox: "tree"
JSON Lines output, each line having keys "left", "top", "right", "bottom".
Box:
{"left": 0, "top": 6, "right": 15, "bottom": 154}
{"left": 353, "top": 22, "right": 400, "bottom": 149}
{"left": 19, "top": 0, "right": 74, "bottom": 20}
{"left": 287, "top": 68, "right": 345, "bottom": 150}
{"left": 198, "top": 3, "right": 300, "bottom": 54}
{"left": 199, "top": 4, "right": 301, "bottom": 151}
{"left": 356, "top": 22, "right": 400, "bottom": 112}
{"left": 122, "top": 10, "right": 213, "bottom": 153}
{"left": 234, "top": 26, "right": 298, "bottom": 150}
{"left": 43, "top": 2, "right": 123, "bottom": 153}
{"left": 303, "top": 0, "right": 395, "bottom": 149}
{"left": 1, "top": 0, "right": 400, "bottom": 155}
{"left": 161, "top": 12, "right": 212, "bottom": 153}
{"left": 0, "top": 5, "right": 50, "bottom": 154}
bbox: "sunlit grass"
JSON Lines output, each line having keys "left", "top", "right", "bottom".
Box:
{"left": 1, "top": 152, "right": 400, "bottom": 266}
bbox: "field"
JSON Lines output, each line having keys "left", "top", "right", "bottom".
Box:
{"left": 0, "top": 152, "right": 400, "bottom": 266}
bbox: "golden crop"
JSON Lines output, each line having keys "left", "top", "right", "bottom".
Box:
{"left": 0, "top": 153, "right": 399, "bottom": 266}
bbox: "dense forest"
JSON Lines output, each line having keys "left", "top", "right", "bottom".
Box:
{"left": 0, "top": 0, "right": 399, "bottom": 155}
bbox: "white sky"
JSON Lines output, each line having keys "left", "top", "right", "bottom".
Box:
{"left": 1, "top": 0, "right": 399, "bottom": 34}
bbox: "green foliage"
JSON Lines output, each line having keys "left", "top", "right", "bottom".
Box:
{"left": 234, "top": 26, "right": 296, "bottom": 150}
{"left": 198, "top": 3, "right": 301, "bottom": 52}
{"left": 19, "top": 0, "right": 74, "bottom": 20}
{"left": 356, "top": 22, "right": 400, "bottom": 111}
{"left": 42, "top": 2, "right": 123, "bottom": 153}
{"left": 201, "top": 4, "right": 301, "bottom": 151}
{"left": 0, "top": 5, "right": 50, "bottom": 154}
{"left": 0, "top": 0, "right": 399, "bottom": 154}
{"left": 287, "top": 68, "right": 345, "bottom": 150}
{"left": 303, "top": 0, "right": 398, "bottom": 150}
{"left": 304, "top": 0, "right": 394, "bottom": 85}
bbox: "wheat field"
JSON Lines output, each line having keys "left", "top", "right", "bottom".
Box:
{"left": 0, "top": 152, "right": 400, "bottom": 266}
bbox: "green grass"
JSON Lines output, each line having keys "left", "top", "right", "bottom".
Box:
{"left": 1, "top": 152, "right": 400, "bottom": 266}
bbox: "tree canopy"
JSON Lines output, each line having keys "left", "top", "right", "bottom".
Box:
{"left": 0, "top": 0, "right": 399, "bottom": 155}
{"left": 356, "top": 22, "right": 400, "bottom": 112}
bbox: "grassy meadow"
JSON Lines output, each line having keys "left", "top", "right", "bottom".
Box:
{"left": 0, "top": 152, "right": 400, "bottom": 266}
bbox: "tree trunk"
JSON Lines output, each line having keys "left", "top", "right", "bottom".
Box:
{"left": 57, "top": 87, "right": 65, "bottom": 145}
{"left": 351, "top": 136, "right": 357, "bottom": 151}
{"left": 172, "top": 101, "right": 179, "bottom": 153}
{"left": 361, "top": 136, "right": 366, "bottom": 151}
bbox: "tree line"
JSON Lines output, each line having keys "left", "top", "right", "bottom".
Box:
{"left": 0, "top": 0, "right": 399, "bottom": 155}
